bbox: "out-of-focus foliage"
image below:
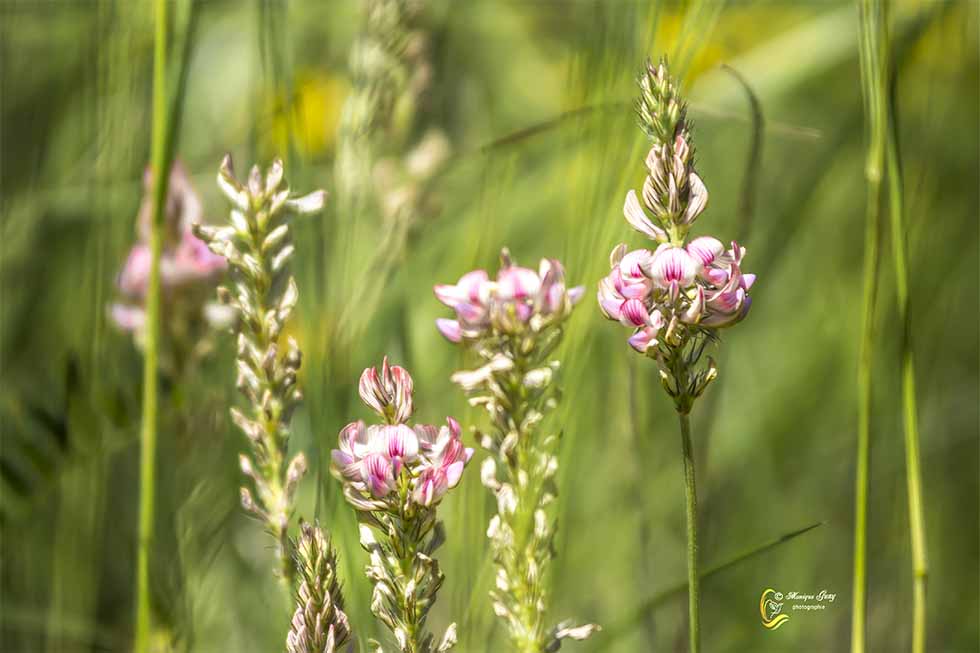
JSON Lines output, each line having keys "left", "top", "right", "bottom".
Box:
{"left": 0, "top": 1, "right": 976, "bottom": 652}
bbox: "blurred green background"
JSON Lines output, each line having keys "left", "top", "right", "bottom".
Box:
{"left": 1, "top": 1, "right": 977, "bottom": 651}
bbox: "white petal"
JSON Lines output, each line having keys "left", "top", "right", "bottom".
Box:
{"left": 684, "top": 173, "right": 708, "bottom": 224}
{"left": 285, "top": 189, "right": 327, "bottom": 214}
{"left": 624, "top": 189, "right": 666, "bottom": 241}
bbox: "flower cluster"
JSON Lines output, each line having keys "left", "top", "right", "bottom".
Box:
{"left": 435, "top": 250, "right": 584, "bottom": 343}
{"left": 332, "top": 357, "right": 473, "bottom": 511}
{"left": 193, "top": 155, "right": 326, "bottom": 584}
{"left": 332, "top": 358, "right": 468, "bottom": 653}
{"left": 110, "top": 162, "right": 228, "bottom": 339}
{"left": 598, "top": 237, "right": 754, "bottom": 353}
{"left": 598, "top": 58, "right": 756, "bottom": 412}
{"left": 435, "top": 251, "right": 598, "bottom": 652}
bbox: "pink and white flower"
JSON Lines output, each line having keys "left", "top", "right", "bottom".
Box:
{"left": 333, "top": 360, "right": 472, "bottom": 508}
{"left": 628, "top": 309, "right": 665, "bottom": 353}
{"left": 413, "top": 417, "right": 474, "bottom": 506}
{"left": 111, "top": 161, "right": 227, "bottom": 334}
{"left": 168, "top": 228, "right": 227, "bottom": 285}
{"left": 331, "top": 421, "right": 371, "bottom": 480}
{"left": 648, "top": 245, "right": 698, "bottom": 291}
{"left": 597, "top": 235, "right": 754, "bottom": 355}
{"left": 360, "top": 453, "right": 398, "bottom": 498}
{"left": 137, "top": 161, "right": 203, "bottom": 244}
{"left": 117, "top": 245, "right": 153, "bottom": 297}
{"left": 435, "top": 250, "right": 584, "bottom": 342}
{"left": 686, "top": 236, "right": 725, "bottom": 269}
{"left": 435, "top": 270, "right": 491, "bottom": 325}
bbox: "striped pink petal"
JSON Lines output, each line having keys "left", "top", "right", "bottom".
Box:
{"left": 361, "top": 453, "right": 395, "bottom": 497}
{"left": 458, "top": 270, "right": 489, "bottom": 302}
{"left": 686, "top": 236, "right": 724, "bottom": 267}
{"left": 381, "top": 424, "right": 419, "bottom": 461}
{"left": 619, "top": 249, "right": 653, "bottom": 281}
{"left": 620, "top": 298, "right": 651, "bottom": 327}
{"left": 648, "top": 246, "right": 697, "bottom": 289}
{"left": 496, "top": 266, "right": 541, "bottom": 300}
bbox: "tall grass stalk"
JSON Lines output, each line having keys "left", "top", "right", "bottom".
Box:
{"left": 678, "top": 412, "right": 700, "bottom": 653}
{"left": 852, "top": 0, "right": 886, "bottom": 651}
{"left": 134, "top": 0, "right": 171, "bottom": 648}
{"left": 884, "top": 42, "right": 928, "bottom": 653}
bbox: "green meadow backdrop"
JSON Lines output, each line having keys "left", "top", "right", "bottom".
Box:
{"left": 1, "top": 1, "right": 976, "bottom": 651}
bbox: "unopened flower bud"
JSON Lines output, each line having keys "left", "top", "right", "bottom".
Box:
{"left": 358, "top": 356, "right": 414, "bottom": 424}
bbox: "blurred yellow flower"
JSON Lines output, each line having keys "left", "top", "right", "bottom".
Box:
{"left": 267, "top": 71, "right": 349, "bottom": 157}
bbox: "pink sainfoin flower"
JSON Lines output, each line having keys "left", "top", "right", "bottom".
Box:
{"left": 110, "top": 162, "right": 229, "bottom": 337}
{"left": 435, "top": 249, "right": 584, "bottom": 342}
{"left": 331, "top": 357, "right": 473, "bottom": 511}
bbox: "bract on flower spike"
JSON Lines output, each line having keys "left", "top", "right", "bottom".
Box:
{"left": 435, "top": 249, "right": 599, "bottom": 652}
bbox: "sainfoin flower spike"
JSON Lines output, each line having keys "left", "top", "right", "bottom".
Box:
{"left": 435, "top": 249, "right": 599, "bottom": 652}
{"left": 598, "top": 57, "right": 759, "bottom": 653}
{"left": 193, "top": 155, "right": 326, "bottom": 585}
{"left": 599, "top": 58, "right": 755, "bottom": 412}
{"left": 331, "top": 358, "right": 470, "bottom": 653}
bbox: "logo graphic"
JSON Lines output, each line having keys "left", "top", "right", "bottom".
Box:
{"left": 760, "top": 588, "right": 790, "bottom": 630}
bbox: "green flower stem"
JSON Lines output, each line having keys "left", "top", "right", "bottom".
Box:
{"left": 885, "top": 73, "right": 928, "bottom": 653}
{"left": 134, "top": 0, "right": 170, "bottom": 648}
{"left": 507, "top": 351, "right": 546, "bottom": 653}
{"left": 851, "top": 148, "right": 880, "bottom": 653}
{"left": 853, "top": 1, "right": 886, "bottom": 651}
{"left": 678, "top": 411, "right": 700, "bottom": 653}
